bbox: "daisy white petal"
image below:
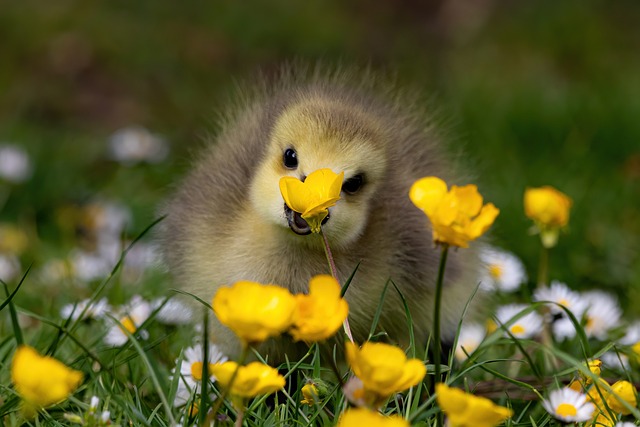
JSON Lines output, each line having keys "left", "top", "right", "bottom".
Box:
{"left": 479, "top": 246, "right": 527, "bottom": 292}
{"left": 495, "top": 304, "right": 544, "bottom": 339}
{"left": 152, "top": 298, "right": 193, "bottom": 325}
{"left": 0, "top": 144, "right": 32, "bottom": 183}
{"left": 104, "top": 295, "right": 152, "bottom": 346}
{"left": 455, "top": 323, "right": 486, "bottom": 362}
{"left": 533, "top": 280, "right": 587, "bottom": 316}
{"left": 109, "top": 126, "right": 169, "bottom": 165}
{"left": 60, "top": 297, "right": 111, "bottom": 321}
{"left": 543, "top": 387, "right": 595, "bottom": 422}
{"left": 582, "top": 291, "right": 622, "bottom": 340}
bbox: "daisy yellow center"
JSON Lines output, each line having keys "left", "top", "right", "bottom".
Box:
{"left": 558, "top": 298, "right": 570, "bottom": 307}
{"left": 556, "top": 403, "right": 577, "bottom": 418}
{"left": 190, "top": 361, "right": 216, "bottom": 381}
{"left": 489, "top": 264, "right": 503, "bottom": 279}
{"left": 119, "top": 316, "right": 137, "bottom": 334}
{"left": 510, "top": 324, "right": 525, "bottom": 335}
{"left": 353, "top": 387, "right": 365, "bottom": 400}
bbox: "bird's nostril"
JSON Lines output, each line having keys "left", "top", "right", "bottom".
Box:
{"left": 301, "top": 174, "right": 307, "bottom": 182}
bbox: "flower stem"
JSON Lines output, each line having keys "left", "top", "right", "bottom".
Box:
{"left": 320, "top": 229, "right": 354, "bottom": 343}
{"left": 433, "top": 244, "right": 449, "bottom": 427}
{"left": 537, "top": 245, "right": 549, "bottom": 289}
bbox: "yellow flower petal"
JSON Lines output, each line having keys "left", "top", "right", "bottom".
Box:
{"left": 409, "top": 176, "right": 448, "bottom": 217}
{"left": 410, "top": 177, "right": 499, "bottom": 248}
{"left": 346, "top": 342, "right": 426, "bottom": 398}
{"left": 337, "top": 408, "right": 409, "bottom": 427}
{"left": 211, "top": 361, "right": 285, "bottom": 398}
{"left": 436, "top": 383, "right": 513, "bottom": 427}
{"left": 212, "top": 281, "right": 296, "bottom": 344}
{"left": 290, "top": 275, "right": 349, "bottom": 342}
{"left": 524, "top": 186, "right": 572, "bottom": 228}
{"left": 11, "top": 345, "right": 83, "bottom": 416}
{"left": 607, "top": 380, "right": 637, "bottom": 415}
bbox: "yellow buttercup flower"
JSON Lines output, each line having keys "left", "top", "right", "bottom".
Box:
{"left": 606, "top": 380, "right": 637, "bottom": 415}
{"left": 290, "top": 274, "right": 349, "bottom": 342}
{"left": 337, "top": 408, "right": 409, "bottom": 427}
{"left": 279, "top": 168, "right": 344, "bottom": 233}
{"left": 436, "top": 383, "right": 513, "bottom": 427}
{"left": 524, "top": 186, "right": 572, "bottom": 247}
{"left": 345, "top": 342, "right": 426, "bottom": 400}
{"left": 301, "top": 383, "right": 319, "bottom": 406}
{"left": 409, "top": 177, "right": 499, "bottom": 248}
{"left": 11, "top": 345, "right": 83, "bottom": 417}
{"left": 210, "top": 361, "right": 285, "bottom": 398}
{"left": 212, "top": 281, "right": 296, "bottom": 344}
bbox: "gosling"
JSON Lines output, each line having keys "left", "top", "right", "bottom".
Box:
{"left": 160, "top": 68, "right": 481, "bottom": 361}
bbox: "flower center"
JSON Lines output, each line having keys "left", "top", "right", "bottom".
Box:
{"left": 489, "top": 264, "right": 503, "bottom": 279}
{"left": 558, "top": 298, "right": 570, "bottom": 307}
{"left": 190, "top": 361, "right": 215, "bottom": 381}
{"left": 119, "top": 316, "right": 137, "bottom": 334}
{"left": 510, "top": 324, "right": 525, "bottom": 335}
{"left": 556, "top": 403, "right": 577, "bottom": 418}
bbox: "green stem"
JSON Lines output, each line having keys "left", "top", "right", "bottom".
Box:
{"left": 321, "top": 229, "right": 354, "bottom": 343}
{"left": 537, "top": 245, "right": 549, "bottom": 289}
{"left": 433, "top": 244, "right": 449, "bottom": 427}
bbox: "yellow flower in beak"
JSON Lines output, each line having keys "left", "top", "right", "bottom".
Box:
{"left": 279, "top": 168, "right": 344, "bottom": 234}
{"left": 409, "top": 176, "right": 499, "bottom": 248}
{"left": 11, "top": 345, "right": 84, "bottom": 417}
{"left": 212, "top": 281, "right": 297, "bottom": 344}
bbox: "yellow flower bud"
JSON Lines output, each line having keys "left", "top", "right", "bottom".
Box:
{"left": 409, "top": 177, "right": 499, "bottom": 248}
{"left": 607, "top": 380, "right": 637, "bottom": 415}
{"left": 290, "top": 275, "right": 349, "bottom": 342}
{"left": 301, "top": 383, "right": 319, "bottom": 406}
{"left": 212, "top": 281, "right": 296, "bottom": 344}
{"left": 210, "top": 361, "right": 285, "bottom": 398}
{"left": 337, "top": 408, "right": 409, "bottom": 427}
{"left": 345, "top": 342, "right": 426, "bottom": 399}
{"left": 11, "top": 345, "right": 83, "bottom": 417}
{"left": 436, "top": 383, "right": 513, "bottom": 427}
{"left": 279, "top": 168, "right": 344, "bottom": 233}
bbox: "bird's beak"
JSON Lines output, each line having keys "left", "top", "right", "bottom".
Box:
{"left": 284, "top": 204, "right": 311, "bottom": 235}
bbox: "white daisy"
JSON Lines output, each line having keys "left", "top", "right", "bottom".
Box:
{"left": 108, "top": 126, "right": 169, "bottom": 165}
{"left": 533, "top": 280, "right": 587, "bottom": 317}
{"left": 479, "top": 246, "right": 527, "bottom": 292}
{"left": 172, "top": 343, "right": 228, "bottom": 407}
{"left": 619, "top": 320, "right": 640, "bottom": 346}
{"left": 0, "top": 144, "right": 32, "bottom": 183}
{"left": 60, "top": 297, "right": 111, "bottom": 321}
{"left": 614, "top": 422, "right": 637, "bottom": 427}
{"left": 542, "top": 387, "right": 595, "bottom": 422}
{"left": 104, "top": 295, "right": 152, "bottom": 346}
{"left": 551, "top": 317, "right": 580, "bottom": 341}
{"left": 152, "top": 298, "right": 193, "bottom": 325}
{"left": 0, "top": 253, "right": 20, "bottom": 282}
{"left": 69, "top": 249, "right": 113, "bottom": 282}
{"left": 582, "top": 291, "right": 622, "bottom": 340}
{"left": 495, "top": 304, "right": 544, "bottom": 339}
{"left": 454, "top": 323, "right": 486, "bottom": 362}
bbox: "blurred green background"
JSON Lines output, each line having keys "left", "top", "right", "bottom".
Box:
{"left": 1, "top": 1, "right": 639, "bottom": 312}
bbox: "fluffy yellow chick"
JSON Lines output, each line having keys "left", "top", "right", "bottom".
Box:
{"left": 160, "top": 67, "right": 482, "bottom": 360}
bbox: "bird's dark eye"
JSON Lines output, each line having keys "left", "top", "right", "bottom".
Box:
{"left": 283, "top": 148, "right": 298, "bottom": 169}
{"left": 342, "top": 174, "right": 364, "bottom": 195}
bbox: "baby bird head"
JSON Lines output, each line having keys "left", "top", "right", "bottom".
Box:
{"left": 249, "top": 98, "right": 388, "bottom": 249}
